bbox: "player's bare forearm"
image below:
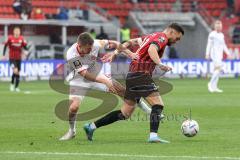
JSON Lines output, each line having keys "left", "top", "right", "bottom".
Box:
{"left": 148, "top": 44, "right": 161, "bottom": 65}
{"left": 123, "top": 38, "right": 141, "bottom": 48}
{"left": 107, "top": 40, "right": 121, "bottom": 50}
{"left": 148, "top": 44, "right": 171, "bottom": 71}
{"left": 78, "top": 70, "right": 108, "bottom": 84}
{"left": 112, "top": 38, "right": 141, "bottom": 56}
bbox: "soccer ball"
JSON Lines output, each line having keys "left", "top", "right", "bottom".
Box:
{"left": 181, "top": 119, "right": 199, "bottom": 137}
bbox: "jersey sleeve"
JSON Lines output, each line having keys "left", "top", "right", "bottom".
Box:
{"left": 150, "top": 34, "right": 168, "bottom": 51}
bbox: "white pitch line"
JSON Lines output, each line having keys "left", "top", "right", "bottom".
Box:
{"left": 0, "top": 151, "right": 240, "bottom": 160}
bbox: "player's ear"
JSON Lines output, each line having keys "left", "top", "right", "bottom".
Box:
{"left": 170, "top": 29, "right": 175, "bottom": 35}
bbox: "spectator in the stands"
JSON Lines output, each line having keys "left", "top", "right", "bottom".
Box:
{"left": 168, "top": 46, "right": 179, "bottom": 59}
{"left": 191, "top": 1, "right": 198, "bottom": 12}
{"left": 96, "top": 26, "right": 109, "bottom": 39}
{"left": 172, "top": 0, "right": 182, "bottom": 12}
{"left": 49, "top": 32, "right": 62, "bottom": 44}
{"left": 232, "top": 25, "right": 240, "bottom": 44}
{"left": 226, "top": 0, "right": 235, "bottom": 18}
{"left": 90, "top": 29, "right": 97, "bottom": 39}
{"left": 55, "top": 7, "right": 69, "bottom": 20}
{"left": 130, "top": 0, "right": 138, "bottom": 3}
{"left": 120, "top": 25, "right": 130, "bottom": 43}
{"left": 12, "top": 0, "right": 22, "bottom": 15}
{"left": 12, "top": 0, "right": 32, "bottom": 20}
{"left": 32, "top": 8, "right": 45, "bottom": 20}
{"left": 163, "top": 46, "right": 179, "bottom": 59}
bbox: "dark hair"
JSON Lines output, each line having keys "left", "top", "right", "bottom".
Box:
{"left": 77, "top": 32, "right": 94, "bottom": 46}
{"left": 168, "top": 23, "right": 184, "bottom": 35}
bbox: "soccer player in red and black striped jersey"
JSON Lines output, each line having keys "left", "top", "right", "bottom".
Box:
{"left": 84, "top": 23, "right": 184, "bottom": 143}
{"left": 3, "top": 27, "right": 28, "bottom": 92}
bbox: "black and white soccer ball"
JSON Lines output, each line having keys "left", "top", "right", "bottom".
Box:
{"left": 181, "top": 119, "right": 199, "bottom": 137}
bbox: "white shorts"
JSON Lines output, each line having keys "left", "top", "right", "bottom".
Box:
{"left": 69, "top": 78, "right": 108, "bottom": 100}
{"left": 212, "top": 60, "right": 223, "bottom": 68}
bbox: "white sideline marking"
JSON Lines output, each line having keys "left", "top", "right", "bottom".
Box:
{"left": 0, "top": 151, "right": 240, "bottom": 160}
{"left": 23, "top": 91, "right": 31, "bottom": 94}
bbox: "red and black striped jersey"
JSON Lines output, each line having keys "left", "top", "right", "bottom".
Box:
{"left": 129, "top": 32, "right": 168, "bottom": 75}
{"left": 5, "top": 35, "right": 27, "bottom": 60}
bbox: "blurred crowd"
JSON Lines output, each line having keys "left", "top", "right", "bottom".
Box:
{"left": 12, "top": 0, "right": 88, "bottom": 21}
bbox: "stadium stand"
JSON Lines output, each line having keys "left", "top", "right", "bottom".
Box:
{"left": 0, "top": 0, "right": 240, "bottom": 58}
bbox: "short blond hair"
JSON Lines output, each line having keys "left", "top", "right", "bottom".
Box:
{"left": 77, "top": 32, "right": 94, "bottom": 46}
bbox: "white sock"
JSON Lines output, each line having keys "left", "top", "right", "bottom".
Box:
{"left": 137, "top": 98, "right": 151, "bottom": 114}
{"left": 210, "top": 70, "right": 220, "bottom": 89}
{"left": 90, "top": 122, "right": 96, "bottom": 130}
{"left": 150, "top": 132, "right": 158, "bottom": 138}
{"left": 69, "top": 112, "right": 77, "bottom": 132}
{"left": 213, "top": 72, "right": 220, "bottom": 89}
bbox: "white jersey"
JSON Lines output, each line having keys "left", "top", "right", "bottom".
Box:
{"left": 66, "top": 40, "right": 101, "bottom": 75}
{"left": 66, "top": 40, "right": 109, "bottom": 99}
{"left": 206, "top": 30, "right": 230, "bottom": 62}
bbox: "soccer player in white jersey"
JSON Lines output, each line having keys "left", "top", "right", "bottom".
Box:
{"left": 206, "top": 20, "right": 231, "bottom": 93}
{"left": 59, "top": 32, "right": 152, "bottom": 141}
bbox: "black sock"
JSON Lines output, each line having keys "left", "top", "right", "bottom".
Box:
{"left": 11, "top": 73, "right": 16, "bottom": 84}
{"left": 150, "top": 105, "right": 164, "bottom": 133}
{"left": 15, "top": 74, "right": 20, "bottom": 88}
{"left": 94, "top": 110, "right": 126, "bottom": 128}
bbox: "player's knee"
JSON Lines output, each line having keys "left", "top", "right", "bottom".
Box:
{"left": 117, "top": 89, "right": 125, "bottom": 97}
{"left": 119, "top": 110, "right": 129, "bottom": 120}
{"left": 70, "top": 104, "right": 79, "bottom": 113}
{"left": 120, "top": 109, "right": 132, "bottom": 119}
{"left": 69, "top": 100, "right": 80, "bottom": 112}
{"left": 151, "top": 104, "right": 164, "bottom": 115}
{"left": 13, "top": 68, "right": 19, "bottom": 74}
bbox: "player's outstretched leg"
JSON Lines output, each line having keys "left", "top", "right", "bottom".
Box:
{"left": 84, "top": 100, "right": 135, "bottom": 141}
{"left": 110, "top": 79, "right": 160, "bottom": 116}
{"left": 83, "top": 110, "right": 127, "bottom": 141}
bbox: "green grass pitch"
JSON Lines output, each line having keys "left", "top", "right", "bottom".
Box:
{"left": 0, "top": 78, "right": 240, "bottom": 160}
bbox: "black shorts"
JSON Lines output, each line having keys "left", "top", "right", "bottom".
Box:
{"left": 124, "top": 72, "right": 159, "bottom": 102}
{"left": 10, "top": 59, "right": 21, "bottom": 71}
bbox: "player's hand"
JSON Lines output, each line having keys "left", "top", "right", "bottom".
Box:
{"left": 205, "top": 54, "right": 210, "bottom": 60}
{"left": 101, "top": 53, "right": 116, "bottom": 63}
{"left": 105, "top": 80, "right": 118, "bottom": 94}
{"left": 128, "top": 52, "right": 139, "bottom": 60}
{"left": 104, "top": 78, "right": 123, "bottom": 95}
{"left": 159, "top": 65, "right": 172, "bottom": 72}
{"left": 111, "top": 79, "right": 125, "bottom": 97}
